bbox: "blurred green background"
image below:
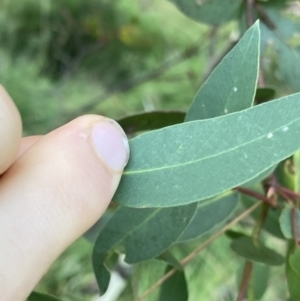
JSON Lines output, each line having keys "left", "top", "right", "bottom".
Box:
{"left": 1, "top": 0, "right": 296, "bottom": 300}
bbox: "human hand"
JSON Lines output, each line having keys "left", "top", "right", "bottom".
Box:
{"left": 0, "top": 86, "right": 130, "bottom": 300}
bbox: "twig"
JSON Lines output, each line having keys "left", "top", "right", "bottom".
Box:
{"left": 245, "top": 0, "right": 255, "bottom": 28}
{"left": 134, "top": 202, "right": 261, "bottom": 301}
{"left": 234, "top": 187, "right": 275, "bottom": 207}
{"left": 237, "top": 261, "right": 253, "bottom": 301}
{"left": 278, "top": 186, "right": 300, "bottom": 201}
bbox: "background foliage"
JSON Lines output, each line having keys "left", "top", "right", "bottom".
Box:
{"left": 1, "top": 0, "right": 300, "bottom": 301}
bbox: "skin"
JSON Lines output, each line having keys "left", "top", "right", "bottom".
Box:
{"left": 0, "top": 85, "right": 129, "bottom": 301}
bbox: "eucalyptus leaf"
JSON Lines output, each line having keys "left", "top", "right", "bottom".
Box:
{"left": 177, "top": 192, "right": 239, "bottom": 242}
{"left": 168, "top": 0, "right": 243, "bottom": 26}
{"left": 159, "top": 267, "right": 188, "bottom": 301}
{"left": 236, "top": 262, "right": 270, "bottom": 300}
{"left": 185, "top": 22, "right": 259, "bottom": 121}
{"left": 92, "top": 203, "right": 196, "bottom": 295}
{"left": 230, "top": 236, "right": 284, "bottom": 266}
{"left": 289, "top": 248, "right": 300, "bottom": 277}
{"left": 287, "top": 260, "right": 300, "bottom": 301}
{"left": 27, "top": 292, "right": 61, "bottom": 301}
{"left": 157, "top": 250, "right": 184, "bottom": 270}
{"left": 118, "top": 111, "right": 185, "bottom": 134}
{"left": 279, "top": 207, "right": 300, "bottom": 240}
{"left": 131, "top": 259, "right": 167, "bottom": 301}
{"left": 115, "top": 92, "right": 300, "bottom": 208}
{"left": 259, "top": 2, "right": 300, "bottom": 92}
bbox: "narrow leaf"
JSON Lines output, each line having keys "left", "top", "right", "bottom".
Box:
{"left": 168, "top": 0, "right": 243, "bottom": 26}
{"left": 92, "top": 203, "right": 196, "bottom": 295}
{"left": 231, "top": 236, "right": 284, "bottom": 266}
{"left": 177, "top": 192, "right": 238, "bottom": 242}
{"left": 118, "top": 111, "right": 185, "bottom": 134}
{"left": 115, "top": 93, "right": 300, "bottom": 208}
{"left": 279, "top": 207, "right": 300, "bottom": 240}
{"left": 27, "top": 292, "right": 61, "bottom": 301}
{"left": 185, "top": 22, "right": 260, "bottom": 121}
{"left": 159, "top": 267, "right": 188, "bottom": 301}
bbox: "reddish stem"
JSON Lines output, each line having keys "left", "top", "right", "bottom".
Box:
{"left": 235, "top": 187, "right": 275, "bottom": 207}
{"left": 237, "top": 261, "right": 253, "bottom": 301}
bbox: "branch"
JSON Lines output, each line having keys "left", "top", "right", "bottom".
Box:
{"left": 134, "top": 202, "right": 261, "bottom": 301}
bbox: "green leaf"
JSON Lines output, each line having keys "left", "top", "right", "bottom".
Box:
{"left": 241, "top": 183, "right": 284, "bottom": 239}
{"left": 117, "top": 284, "right": 134, "bottom": 301}
{"left": 255, "top": 87, "right": 276, "bottom": 104}
{"left": 287, "top": 260, "right": 300, "bottom": 301}
{"left": 185, "top": 22, "right": 259, "bottom": 122}
{"left": 279, "top": 207, "right": 300, "bottom": 240}
{"left": 92, "top": 203, "right": 196, "bottom": 295}
{"left": 168, "top": 0, "right": 244, "bottom": 26}
{"left": 230, "top": 236, "right": 284, "bottom": 265}
{"left": 27, "top": 292, "right": 61, "bottom": 301}
{"left": 159, "top": 267, "right": 188, "bottom": 301}
{"left": 177, "top": 192, "right": 239, "bottom": 242}
{"left": 225, "top": 230, "right": 245, "bottom": 240}
{"left": 289, "top": 248, "right": 300, "bottom": 277}
{"left": 118, "top": 111, "right": 185, "bottom": 134}
{"left": 157, "top": 250, "right": 184, "bottom": 270}
{"left": 236, "top": 262, "right": 270, "bottom": 300}
{"left": 259, "top": 2, "right": 300, "bottom": 92}
{"left": 115, "top": 92, "right": 300, "bottom": 208}
{"left": 131, "top": 259, "right": 167, "bottom": 301}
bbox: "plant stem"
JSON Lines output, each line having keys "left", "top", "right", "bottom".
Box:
{"left": 235, "top": 187, "right": 275, "bottom": 207}
{"left": 279, "top": 186, "right": 300, "bottom": 201}
{"left": 252, "top": 203, "right": 269, "bottom": 242}
{"left": 237, "top": 261, "right": 253, "bottom": 301}
{"left": 246, "top": 0, "right": 255, "bottom": 28}
{"left": 134, "top": 202, "right": 261, "bottom": 301}
{"left": 292, "top": 207, "right": 299, "bottom": 247}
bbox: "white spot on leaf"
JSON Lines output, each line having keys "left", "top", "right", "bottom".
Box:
{"left": 282, "top": 126, "right": 289, "bottom": 132}
{"left": 233, "top": 87, "right": 238, "bottom": 92}
{"left": 224, "top": 109, "right": 228, "bottom": 114}
{"left": 267, "top": 133, "right": 273, "bottom": 139}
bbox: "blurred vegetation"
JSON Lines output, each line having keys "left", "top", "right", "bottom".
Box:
{"left": 0, "top": 0, "right": 226, "bottom": 135}
{"left": 1, "top": 0, "right": 298, "bottom": 300}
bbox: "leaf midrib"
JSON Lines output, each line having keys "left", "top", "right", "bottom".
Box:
{"left": 124, "top": 116, "right": 298, "bottom": 175}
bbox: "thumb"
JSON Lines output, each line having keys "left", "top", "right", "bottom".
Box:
{"left": 0, "top": 115, "right": 129, "bottom": 301}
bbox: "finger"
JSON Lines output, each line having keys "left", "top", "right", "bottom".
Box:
{"left": 0, "top": 115, "right": 129, "bottom": 301}
{"left": 0, "top": 85, "right": 22, "bottom": 174}
{"left": 17, "top": 136, "right": 42, "bottom": 158}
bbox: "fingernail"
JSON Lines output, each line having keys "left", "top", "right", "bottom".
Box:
{"left": 91, "top": 120, "right": 130, "bottom": 171}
